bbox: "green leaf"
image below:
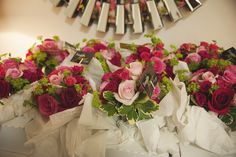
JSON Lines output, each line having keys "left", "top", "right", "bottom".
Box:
{"left": 138, "top": 100, "right": 159, "bottom": 113}
{"left": 95, "top": 52, "right": 110, "bottom": 72}
{"left": 101, "top": 103, "right": 117, "bottom": 116}
{"left": 119, "top": 105, "right": 138, "bottom": 123}
{"left": 92, "top": 91, "right": 102, "bottom": 108}
{"left": 53, "top": 35, "right": 60, "bottom": 41}
{"left": 103, "top": 91, "right": 116, "bottom": 102}
{"left": 137, "top": 109, "right": 152, "bottom": 121}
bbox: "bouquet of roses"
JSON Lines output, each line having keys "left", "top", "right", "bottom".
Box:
{"left": 81, "top": 39, "right": 122, "bottom": 72}
{"left": 24, "top": 65, "right": 92, "bottom": 117}
{"left": 26, "top": 36, "right": 69, "bottom": 75}
{"left": 0, "top": 56, "right": 43, "bottom": 100}
{"left": 125, "top": 34, "right": 179, "bottom": 80}
{"left": 92, "top": 59, "right": 173, "bottom": 124}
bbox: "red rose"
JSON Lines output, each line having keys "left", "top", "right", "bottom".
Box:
{"left": 72, "top": 66, "right": 84, "bottom": 74}
{"left": 200, "top": 81, "right": 212, "bottom": 93}
{"left": 102, "top": 80, "right": 119, "bottom": 93}
{"left": 64, "top": 76, "right": 77, "bottom": 86}
{"left": 37, "top": 94, "right": 59, "bottom": 117}
{"left": 165, "top": 65, "right": 175, "bottom": 79}
{"left": 118, "top": 68, "right": 130, "bottom": 80}
{"left": 198, "top": 50, "right": 211, "bottom": 59}
{"left": 193, "top": 92, "right": 207, "bottom": 107}
{"left": 208, "top": 88, "right": 234, "bottom": 115}
{"left": 140, "top": 52, "right": 151, "bottom": 61}
{"left": 137, "top": 46, "right": 151, "bottom": 56}
{"left": 209, "top": 43, "right": 219, "bottom": 52}
{"left": 109, "top": 53, "right": 121, "bottom": 66}
{"left": 102, "top": 72, "right": 113, "bottom": 81}
{"left": 0, "top": 65, "right": 5, "bottom": 79}
{"left": 200, "top": 41, "right": 209, "bottom": 47}
{"left": 125, "top": 54, "right": 138, "bottom": 64}
{"left": 60, "top": 87, "right": 82, "bottom": 109}
{"left": 0, "top": 80, "right": 10, "bottom": 99}
{"left": 75, "top": 76, "right": 86, "bottom": 84}
{"left": 156, "top": 42, "right": 164, "bottom": 50}
{"left": 23, "top": 70, "right": 41, "bottom": 83}
{"left": 93, "top": 43, "right": 107, "bottom": 51}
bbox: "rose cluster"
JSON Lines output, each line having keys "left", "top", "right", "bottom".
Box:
{"left": 81, "top": 39, "right": 122, "bottom": 72}
{"left": 29, "top": 66, "right": 91, "bottom": 117}
{"left": 26, "top": 37, "right": 69, "bottom": 74}
{"left": 0, "top": 58, "right": 43, "bottom": 99}
{"left": 188, "top": 65, "right": 236, "bottom": 115}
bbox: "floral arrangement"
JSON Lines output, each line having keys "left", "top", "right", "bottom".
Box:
{"left": 92, "top": 59, "right": 173, "bottom": 124}
{"left": 24, "top": 65, "right": 92, "bottom": 117}
{"left": 81, "top": 39, "right": 122, "bottom": 72}
{"left": 0, "top": 56, "right": 43, "bottom": 99}
{"left": 26, "top": 36, "right": 69, "bottom": 75}
{"left": 174, "top": 42, "right": 236, "bottom": 129}
{"left": 125, "top": 34, "right": 179, "bottom": 79}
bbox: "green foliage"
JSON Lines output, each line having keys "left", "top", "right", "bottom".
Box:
{"left": 92, "top": 91, "right": 102, "bottom": 108}
{"left": 103, "top": 91, "right": 116, "bottom": 102}
{"left": 209, "top": 84, "right": 219, "bottom": 93}
{"left": 46, "top": 86, "right": 57, "bottom": 95}
{"left": 33, "top": 51, "right": 47, "bottom": 65}
{"left": 101, "top": 104, "right": 118, "bottom": 116}
{"left": 159, "top": 76, "right": 172, "bottom": 99}
{"left": 129, "top": 43, "right": 137, "bottom": 52}
{"left": 169, "top": 57, "right": 179, "bottom": 66}
{"left": 39, "top": 77, "right": 48, "bottom": 85}
{"left": 176, "top": 70, "right": 189, "bottom": 82}
{"left": 219, "top": 106, "right": 236, "bottom": 130}
{"left": 108, "top": 42, "right": 115, "bottom": 49}
{"left": 176, "top": 53, "right": 183, "bottom": 59}
{"left": 95, "top": 52, "right": 110, "bottom": 73}
{"left": 188, "top": 62, "right": 200, "bottom": 72}
{"left": 34, "top": 85, "right": 44, "bottom": 95}
{"left": 63, "top": 70, "right": 72, "bottom": 77}
{"left": 53, "top": 35, "right": 60, "bottom": 41}
{"left": 144, "top": 33, "right": 162, "bottom": 46}
{"left": 187, "top": 82, "right": 200, "bottom": 93}
{"left": 6, "top": 78, "right": 29, "bottom": 93}
{"left": 75, "top": 84, "right": 82, "bottom": 93}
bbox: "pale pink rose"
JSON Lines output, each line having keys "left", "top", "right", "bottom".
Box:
{"left": 152, "top": 57, "right": 166, "bottom": 74}
{"left": 101, "top": 49, "right": 115, "bottom": 60}
{"left": 128, "top": 62, "right": 143, "bottom": 77}
{"left": 151, "top": 86, "right": 161, "bottom": 100}
{"left": 118, "top": 80, "right": 136, "bottom": 100}
{"left": 201, "top": 71, "right": 216, "bottom": 83}
{"left": 42, "top": 40, "right": 58, "bottom": 50}
{"left": 185, "top": 53, "right": 201, "bottom": 63}
{"left": 49, "top": 74, "right": 63, "bottom": 85}
{"left": 5, "top": 68, "right": 23, "bottom": 79}
{"left": 223, "top": 65, "right": 236, "bottom": 84}
{"left": 191, "top": 69, "right": 205, "bottom": 81}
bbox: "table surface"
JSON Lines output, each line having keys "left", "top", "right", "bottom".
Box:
{"left": 0, "top": 0, "right": 236, "bottom": 157}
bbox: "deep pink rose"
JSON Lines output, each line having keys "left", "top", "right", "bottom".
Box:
{"left": 0, "top": 65, "right": 5, "bottom": 79}
{"left": 102, "top": 80, "right": 120, "bottom": 93}
{"left": 140, "top": 52, "right": 151, "bottom": 61}
{"left": 153, "top": 50, "right": 163, "bottom": 58}
{"left": 208, "top": 88, "right": 234, "bottom": 115}
{"left": 102, "top": 72, "right": 113, "bottom": 81}
{"left": 0, "top": 80, "right": 10, "bottom": 99}
{"left": 5, "top": 68, "right": 23, "bottom": 79}
{"left": 152, "top": 57, "right": 166, "bottom": 74}
{"left": 151, "top": 86, "right": 161, "bottom": 100}
{"left": 197, "top": 46, "right": 211, "bottom": 59}
{"left": 93, "top": 43, "right": 107, "bottom": 51}
{"left": 82, "top": 47, "right": 96, "bottom": 53}
{"left": 49, "top": 74, "right": 63, "bottom": 85}
{"left": 137, "top": 46, "right": 151, "bottom": 56}
{"left": 64, "top": 76, "right": 77, "bottom": 86}
{"left": 193, "top": 92, "right": 207, "bottom": 107}
{"left": 109, "top": 52, "right": 121, "bottom": 66}
{"left": 209, "top": 43, "right": 219, "bottom": 52}
{"left": 125, "top": 54, "right": 138, "bottom": 64}
{"left": 2, "top": 59, "right": 18, "bottom": 71}
{"left": 223, "top": 65, "right": 236, "bottom": 85}
{"left": 185, "top": 53, "right": 201, "bottom": 63}
{"left": 217, "top": 76, "right": 232, "bottom": 89}
{"left": 72, "top": 66, "right": 84, "bottom": 74}
{"left": 19, "top": 60, "right": 37, "bottom": 73}
{"left": 200, "top": 41, "right": 209, "bottom": 47}
{"left": 54, "top": 51, "right": 69, "bottom": 62}
{"left": 200, "top": 81, "right": 212, "bottom": 93}
{"left": 119, "top": 68, "right": 130, "bottom": 80}
{"left": 60, "top": 87, "right": 82, "bottom": 109}
{"left": 37, "top": 94, "right": 59, "bottom": 117}
{"left": 75, "top": 76, "right": 86, "bottom": 84}
{"left": 23, "top": 70, "right": 39, "bottom": 83}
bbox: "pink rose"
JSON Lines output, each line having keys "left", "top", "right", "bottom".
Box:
{"left": 42, "top": 40, "right": 58, "bottom": 50}
{"left": 200, "top": 42, "right": 209, "bottom": 47}
{"left": 185, "top": 53, "right": 201, "bottom": 63}
{"left": 102, "top": 72, "right": 113, "bottom": 81}
{"left": 151, "top": 86, "right": 160, "bottom": 100}
{"left": 49, "top": 74, "right": 63, "bottom": 85}
{"left": 19, "top": 60, "right": 37, "bottom": 72}
{"left": 82, "top": 46, "right": 95, "bottom": 53}
{"left": 72, "top": 66, "right": 84, "bottom": 74}
{"left": 140, "top": 52, "right": 151, "bottom": 61}
{"left": 118, "top": 68, "right": 130, "bottom": 80}
{"left": 109, "top": 52, "right": 122, "bottom": 66}
{"left": 222, "top": 65, "right": 236, "bottom": 84}
{"left": 137, "top": 46, "right": 151, "bottom": 56}
{"left": 153, "top": 50, "right": 163, "bottom": 58}
{"left": 118, "top": 80, "right": 136, "bottom": 101}
{"left": 54, "top": 51, "right": 69, "bottom": 62}
{"left": 197, "top": 46, "right": 211, "bottom": 59}
{"left": 94, "top": 43, "right": 107, "bottom": 51}
{"left": 2, "top": 59, "right": 18, "bottom": 71}
{"left": 5, "top": 68, "right": 23, "bottom": 79}
{"left": 152, "top": 57, "right": 166, "bottom": 74}
{"left": 100, "top": 81, "right": 109, "bottom": 91}
{"left": 125, "top": 54, "right": 138, "bottom": 64}
{"left": 64, "top": 76, "right": 77, "bottom": 86}
{"left": 201, "top": 71, "right": 216, "bottom": 83}
{"left": 37, "top": 94, "right": 59, "bottom": 117}
{"left": 128, "top": 62, "right": 143, "bottom": 78}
